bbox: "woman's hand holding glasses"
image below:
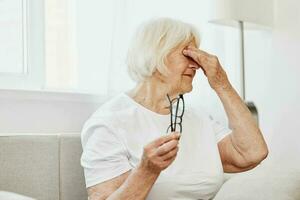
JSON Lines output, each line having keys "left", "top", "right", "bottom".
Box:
{"left": 138, "top": 132, "right": 180, "bottom": 175}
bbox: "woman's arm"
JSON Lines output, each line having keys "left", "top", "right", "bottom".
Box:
{"left": 88, "top": 166, "right": 159, "bottom": 200}
{"left": 106, "top": 165, "right": 160, "bottom": 200}
{"left": 183, "top": 46, "right": 268, "bottom": 172}
{"left": 88, "top": 133, "right": 180, "bottom": 200}
{"left": 214, "top": 83, "right": 268, "bottom": 172}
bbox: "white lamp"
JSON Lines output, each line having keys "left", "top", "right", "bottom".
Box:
{"left": 209, "top": 0, "right": 274, "bottom": 124}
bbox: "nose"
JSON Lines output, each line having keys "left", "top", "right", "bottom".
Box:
{"left": 188, "top": 64, "right": 198, "bottom": 70}
{"left": 187, "top": 59, "right": 200, "bottom": 70}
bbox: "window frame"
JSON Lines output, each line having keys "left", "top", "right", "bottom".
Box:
{"left": 0, "top": 0, "right": 45, "bottom": 91}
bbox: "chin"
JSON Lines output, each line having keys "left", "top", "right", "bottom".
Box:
{"left": 181, "top": 84, "right": 193, "bottom": 94}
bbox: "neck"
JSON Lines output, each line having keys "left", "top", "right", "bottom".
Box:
{"left": 127, "top": 76, "right": 181, "bottom": 115}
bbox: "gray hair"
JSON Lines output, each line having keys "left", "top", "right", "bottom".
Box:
{"left": 126, "top": 17, "right": 201, "bottom": 83}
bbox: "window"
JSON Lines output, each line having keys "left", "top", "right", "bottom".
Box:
{"left": 0, "top": 0, "right": 44, "bottom": 90}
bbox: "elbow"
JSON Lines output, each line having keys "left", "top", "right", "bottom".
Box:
{"left": 254, "top": 146, "right": 269, "bottom": 164}
{"left": 255, "top": 140, "right": 269, "bottom": 163}
{"left": 262, "top": 144, "right": 269, "bottom": 159}
{"left": 242, "top": 130, "right": 269, "bottom": 167}
{"left": 261, "top": 145, "right": 269, "bottom": 161}
{"left": 233, "top": 143, "right": 269, "bottom": 169}
{"left": 243, "top": 144, "right": 269, "bottom": 168}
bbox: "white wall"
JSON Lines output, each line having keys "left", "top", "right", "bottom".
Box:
{"left": 0, "top": 89, "right": 105, "bottom": 133}
{"left": 246, "top": 0, "right": 300, "bottom": 165}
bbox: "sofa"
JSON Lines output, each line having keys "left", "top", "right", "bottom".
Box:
{"left": 0, "top": 134, "right": 87, "bottom": 200}
{"left": 1, "top": 134, "right": 300, "bottom": 200}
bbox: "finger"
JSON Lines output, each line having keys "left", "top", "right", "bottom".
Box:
{"left": 151, "top": 132, "right": 180, "bottom": 148}
{"left": 156, "top": 139, "right": 179, "bottom": 156}
{"left": 170, "top": 131, "right": 181, "bottom": 139}
{"left": 160, "top": 146, "right": 179, "bottom": 161}
{"left": 183, "top": 49, "right": 209, "bottom": 68}
{"left": 185, "top": 46, "right": 209, "bottom": 58}
{"left": 183, "top": 49, "right": 211, "bottom": 75}
{"left": 187, "top": 46, "right": 211, "bottom": 56}
{"left": 183, "top": 48, "right": 207, "bottom": 61}
{"left": 188, "top": 64, "right": 199, "bottom": 70}
{"left": 189, "top": 64, "right": 206, "bottom": 76}
{"left": 162, "top": 154, "right": 177, "bottom": 166}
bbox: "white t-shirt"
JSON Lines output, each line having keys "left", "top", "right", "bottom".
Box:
{"left": 81, "top": 93, "right": 232, "bottom": 200}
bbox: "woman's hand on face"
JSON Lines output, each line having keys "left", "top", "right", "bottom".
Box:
{"left": 139, "top": 132, "right": 180, "bottom": 175}
{"left": 183, "top": 46, "right": 231, "bottom": 92}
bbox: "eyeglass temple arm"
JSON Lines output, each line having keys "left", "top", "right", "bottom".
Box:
{"left": 166, "top": 94, "right": 175, "bottom": 132}
{"left": 173, "top": 99, "right": 180, "bottom": 132}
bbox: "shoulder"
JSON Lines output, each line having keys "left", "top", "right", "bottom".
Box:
{"left": 84, "top": 93, "right": 136, "bottom": 125}
{"left": 81, "top": 93, "right": 138, "bottom": 145}
{"left": 91, "top": 93, "right": 132, "bottom": 117}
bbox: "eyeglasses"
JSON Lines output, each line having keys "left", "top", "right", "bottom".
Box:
{"left": 166, "top": 94, "right": 185, "bottom": 134}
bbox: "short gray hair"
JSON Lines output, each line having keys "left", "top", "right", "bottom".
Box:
{"left": 126, "top": 17, "right": 201, "bottom": 83}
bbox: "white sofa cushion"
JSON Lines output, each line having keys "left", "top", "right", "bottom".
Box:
{"left": 0, "top": 134, "right": 87, "bottom": 200}
{"left": 214, "top": 164, "right": 300, "bottom": 200}
{"left": 59, "top": 134, "right": 87, "bottom": 200}
{"left": 0, "top": 135, "right": 60, "bottom": 200}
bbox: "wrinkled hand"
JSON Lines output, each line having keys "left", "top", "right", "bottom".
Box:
{"left": 183, "top": 46, "right": 231, "bottom": 91}
{"left": 139, "top": 132, "right": 180, "bottom": 175}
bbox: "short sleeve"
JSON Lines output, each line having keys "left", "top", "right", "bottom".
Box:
{"left": 80, "top": 121, "right": 132, "bottom": 188}
{"left": 208, "top": 114, "right": 232, "bottom": 143}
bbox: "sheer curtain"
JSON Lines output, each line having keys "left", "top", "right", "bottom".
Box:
{"left": 45, "top": 0, "right": 78, "bottom": 90}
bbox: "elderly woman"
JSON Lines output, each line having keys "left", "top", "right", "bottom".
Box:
{"left": 81, "top": 18, "right": 268, "bottom": 200}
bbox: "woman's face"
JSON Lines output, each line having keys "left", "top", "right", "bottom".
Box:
{"left": 162, "top": 41, "right": 199, "bottom": 94}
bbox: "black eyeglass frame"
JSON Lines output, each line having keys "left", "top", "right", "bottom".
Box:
{"left": 166, "top": 94, "right": 185, "bottom": 134}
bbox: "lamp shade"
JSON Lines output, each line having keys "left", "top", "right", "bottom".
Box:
{"left": 210, "top": 0, "right": 273, "bottom": 28}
